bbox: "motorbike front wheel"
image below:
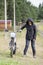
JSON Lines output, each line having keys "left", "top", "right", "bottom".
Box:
{"left": 10, "top": 47, "right": 13, "bottom": 58}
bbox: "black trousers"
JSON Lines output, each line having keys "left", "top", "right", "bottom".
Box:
{"left": 24, "top": 39, "right": 36, "bottom": 56}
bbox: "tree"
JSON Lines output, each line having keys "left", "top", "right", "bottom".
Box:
{"left": 38, "top": 3, "right": 43, "bottom": 19}
{"left": 15, "top": 0, "right": 28, "bottom": 22}
{"left": 15, "top": 0, "right": 21, "bottom": 23}
{"left": 7, "top": 0, "right": 14, "bottom": 20}
{"left": 0, "top": 0, "right": 4, "bottom": 20}
{"left": 0, "top": 0, "right": 42, "bottom": 26}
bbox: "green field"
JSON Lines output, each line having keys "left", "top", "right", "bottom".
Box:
{"left": 0, "top": 23, "right": 43, "bottom": 65}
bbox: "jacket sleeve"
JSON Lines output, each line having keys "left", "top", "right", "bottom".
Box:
{"left": 33, "top": 25, "right": 37, "bottom": 39}
{"left": 21, "top": 24, "right": 26, "bottom": 30}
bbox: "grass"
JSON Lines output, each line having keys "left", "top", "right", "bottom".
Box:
{"left": 0, "top": 23, "right": 43, "bottom": 65}
{"left": 0, "top": 59, "right": 20, "bottom": 65}
{"left": 35, "top": 22, "right": 43, "bottom": 31}
{"left": 38, "top": 25, "right": 43, "bottom": 31}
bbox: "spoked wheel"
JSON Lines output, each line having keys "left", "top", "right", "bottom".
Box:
{"left": 10, "top": 47, "right": 13, "bottom": 58}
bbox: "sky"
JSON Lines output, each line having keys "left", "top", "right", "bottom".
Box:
{"left": 27, "top": 0, "right": 43, "bottom": 7}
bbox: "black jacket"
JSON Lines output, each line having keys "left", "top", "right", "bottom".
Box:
{"left": 21, "top": 19, "right": 36, "bottom": 40}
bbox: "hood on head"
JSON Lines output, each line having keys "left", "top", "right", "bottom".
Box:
{"left": 26, "top": 18, "right": 33, "bottom": 25}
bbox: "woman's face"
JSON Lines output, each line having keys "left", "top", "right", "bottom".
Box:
{"left": 28, "top": 21, "right": 32, "bottom": 26}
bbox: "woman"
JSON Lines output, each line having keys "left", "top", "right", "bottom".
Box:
{"left": 20, "top": 18, "right": 37, "bottom": 58}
